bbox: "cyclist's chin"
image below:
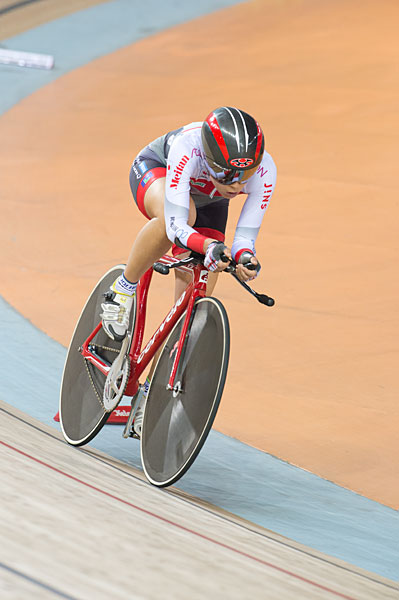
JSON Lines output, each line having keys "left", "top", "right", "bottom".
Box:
{"left": 223, "top": 191, "right": 240, "bottom": 199}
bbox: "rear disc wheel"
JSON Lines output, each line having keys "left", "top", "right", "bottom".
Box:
{"left": 59, "top": 265, "right": 135, "bottom": 446}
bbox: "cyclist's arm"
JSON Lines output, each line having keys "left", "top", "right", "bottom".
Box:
{"left": 231, "top": 155, "right": 277, "bottom": 261}
{"left": 164, "top": 141, "right": 210, "bottom": 254}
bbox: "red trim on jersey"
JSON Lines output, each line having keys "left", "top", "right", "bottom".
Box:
{"left": 254, "top": 122, "right": 263, "bottom": 163}
{"left": 172, "top": 228, "right": 225, "bottom": 257}
{"left": 234, "top": 247, "right": 253, "bottom": 262}
{"left": 172, "top": 234, "right": 205, "bottom": 257}
{"left": 183, "top": 126, "right": 202, "bottom": 133}
{"left": 207, "top": 114, "right": 229, "bottom": 162}
{"left": 187, "top": 232, "right": 208, "bottom": 254}
{"left": 136, "top": 166, "right": 166, "bottom": 219}
{"left": 190, "top": 178, "right": 223, "bottom": 197}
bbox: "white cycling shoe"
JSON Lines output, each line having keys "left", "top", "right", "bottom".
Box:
{"left": 100, "top": 290, "right": 134, "bottom": 342}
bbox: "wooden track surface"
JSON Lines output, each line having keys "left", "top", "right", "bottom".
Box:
{"left": 1, "top": 400, "right": 397, "bottom": 599}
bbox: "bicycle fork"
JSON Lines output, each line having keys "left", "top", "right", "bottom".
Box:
{"left": 166, "top": 283, "right": 205, "bottom": 395}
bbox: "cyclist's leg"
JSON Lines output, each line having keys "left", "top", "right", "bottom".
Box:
{"left": 124, "top": 177, "right": 172, "bottom": 283}
{"left": 174, "top": 257, "right": 219, "bottom": 300}
{"left": 102, "top": 153, "right": 195, "bottom": 340}
{"left": 124, "top": 174, "right": 196, "bottom": 283}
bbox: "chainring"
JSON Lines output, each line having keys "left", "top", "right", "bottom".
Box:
{"left": 103, "top": 334, "right": 131, "bottom": 412}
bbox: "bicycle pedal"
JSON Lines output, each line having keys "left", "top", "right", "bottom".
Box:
{"left": 124, "top": 423, "right": 139, "bottom": 439}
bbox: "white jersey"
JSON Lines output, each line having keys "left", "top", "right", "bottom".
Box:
{"left": 149, "top": 122, "right": 277, "bottom": 260}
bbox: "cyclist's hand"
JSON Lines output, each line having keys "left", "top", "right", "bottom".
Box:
{"left": 236, "top": 252, "right": 261, "bottom": 282}
{"left": 204, "top": 241, "right": 232, "bottom": 272}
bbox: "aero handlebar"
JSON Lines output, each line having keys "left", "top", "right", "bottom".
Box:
{"left": 153, "top": 252, "right": 275, "bottom": 307}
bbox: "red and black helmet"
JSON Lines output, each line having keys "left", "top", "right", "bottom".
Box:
{"left": 201, "top": 107, "right": 264, "bottom": 182}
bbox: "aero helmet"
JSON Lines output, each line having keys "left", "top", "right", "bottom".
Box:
{"left": 201, "top": 106, "right": 264, "bottom": 184}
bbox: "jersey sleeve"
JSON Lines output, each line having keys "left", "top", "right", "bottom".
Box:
{"left": 164, "top": 136, "right": 208, "bottom": 254}
{"left": 231, "top": 155, "right": 277, "bottom": 261}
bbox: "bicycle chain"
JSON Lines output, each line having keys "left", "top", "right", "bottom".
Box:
{"left": 96, "top": 345, "right": 120, "bottom": 354}
{"left": 83, "top": 344, "right": 128, "bottom": 410}
{"left": 84, "top": 358, "right": 105, "bottom": 409}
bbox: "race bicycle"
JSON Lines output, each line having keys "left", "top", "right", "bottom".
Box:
{"left": 59, "top": 252, "right": 274, "bottom": 487}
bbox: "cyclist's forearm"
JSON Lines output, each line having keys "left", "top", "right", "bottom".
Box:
{"left": 231, "top": 227, "right": 259, "bottom": 261}
{"left": 164, "top": 197, "right": 207, "bottom": 254}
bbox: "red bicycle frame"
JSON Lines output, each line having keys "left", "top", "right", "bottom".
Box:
{"left": 80, "top": 254, "right": 209, "bottom": 398}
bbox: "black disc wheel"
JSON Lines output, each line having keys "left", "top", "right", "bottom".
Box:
{"left": 60, "top": 265, "right": 135, "bottom": 446}
{"left": 141, "top": 296, "right": 230, "bottom": 487}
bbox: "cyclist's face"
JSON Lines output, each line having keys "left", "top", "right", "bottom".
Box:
{"left": 210, "top": 175, "right": 246, "bottom": 199}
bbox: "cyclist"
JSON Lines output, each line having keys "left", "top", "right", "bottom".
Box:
{"left": 102, "top": 106, "right": 276, "bottom": 338}
{"left": 101, "top": 106, "right": 277, "bottom": 432}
